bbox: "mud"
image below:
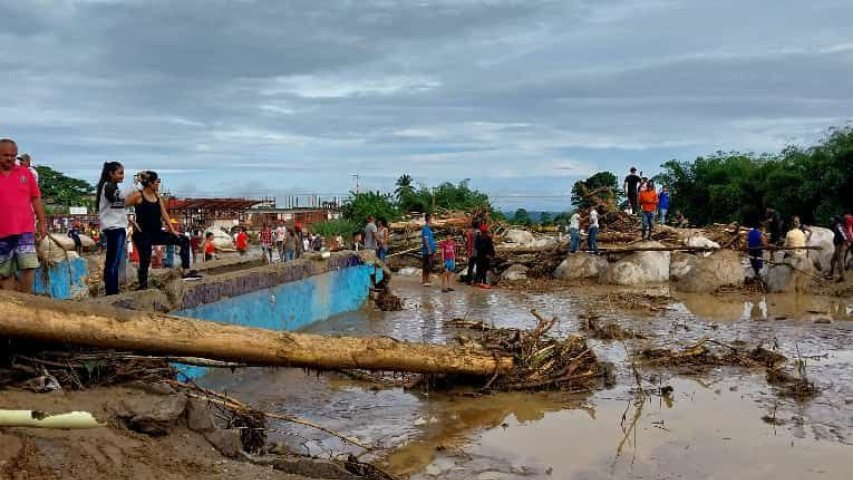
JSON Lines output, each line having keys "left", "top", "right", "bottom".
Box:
{"left": 200, "top": 277, "right": 851, "bottom": 479}
{"left": 0, "top": 386, "right": 310, "bottom": 480}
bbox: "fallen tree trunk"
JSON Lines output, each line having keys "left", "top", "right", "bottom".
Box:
{"left": 0, "top": 292, "right": 513, "bottom": 376}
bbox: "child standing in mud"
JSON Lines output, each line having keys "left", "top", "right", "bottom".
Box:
{"left": 439, "top": 233, "right": 456, "bottom": 293}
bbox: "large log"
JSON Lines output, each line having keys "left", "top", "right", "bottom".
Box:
{"left": 0, "top": 292, "right": 513, "bottom": 376}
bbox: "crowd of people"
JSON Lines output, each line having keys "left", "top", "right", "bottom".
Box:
{"left": 2, "top": 137, "right": 850, "bottom": 298}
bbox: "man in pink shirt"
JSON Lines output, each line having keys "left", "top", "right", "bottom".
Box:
{"left": 0, "top": 139, "right": 47, "bottom": 293}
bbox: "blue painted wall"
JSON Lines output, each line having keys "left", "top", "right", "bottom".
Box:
{"left": 175, "top": 264, "right": 377, "bottom": 331}
{"left": 173, "top": 263, "right": 379, "bottom": 379}
{"left": 33, "top": 258, "right": 89, "bottom": 300}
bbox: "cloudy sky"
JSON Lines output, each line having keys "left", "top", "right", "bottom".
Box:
{"left": 2, "top": 0, "right": 851, "bottom": 210}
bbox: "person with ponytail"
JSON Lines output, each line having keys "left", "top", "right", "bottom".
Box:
{"left": 96, "top": 161, "right": 130, "bottom": 295}
{"left": 125, "top": 171, "right": 199, "bottom": 290}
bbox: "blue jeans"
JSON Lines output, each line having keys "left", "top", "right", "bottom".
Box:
{"left": 378, "top": 246, "right": 388, "bottom": 262}
{"left": 103, "top": 228, "right": 126, "bottom": 295}
{"left": 642, "top": 212, "right": 655, "bottom": 239}
{"left": 569, "top": 228, "right": 580, "bottom": 252}
{"left": 659, "top": 208, "right": 668, "bottom": 224}
{"left": 587, "top": 226, "right": 599, "bottom": 253}
{"left": 284, "top": 249, "right": 295, "bottom": 261}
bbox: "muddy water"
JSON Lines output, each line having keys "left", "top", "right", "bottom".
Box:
{"left": 202, "top": 278, "right": 852, "bottom": 479}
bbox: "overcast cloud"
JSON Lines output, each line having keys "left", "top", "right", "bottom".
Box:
{"left": 2, "top": 0, "right": 851, "bottom": 210}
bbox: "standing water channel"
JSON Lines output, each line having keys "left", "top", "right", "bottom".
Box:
{"left": 201, "top": 277, "right": 852, "bottom": 479}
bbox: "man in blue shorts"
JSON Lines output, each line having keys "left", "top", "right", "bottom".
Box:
{"left": 0, "top": 139, "right": 48, "bottom": 293}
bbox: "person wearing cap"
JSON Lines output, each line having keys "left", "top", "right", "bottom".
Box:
{"left": 17, "top": 153, "right": 39, "bottom": 184}
{"left": 0, "top": 139, "right": 47, "bottom": 293}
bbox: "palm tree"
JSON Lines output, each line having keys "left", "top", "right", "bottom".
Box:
{"left": 394, "top": 174, "right": 415, "bottom": 201}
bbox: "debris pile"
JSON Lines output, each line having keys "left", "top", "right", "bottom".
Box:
{"left": 445, "top": 312, "right": 612, "bottom": 391}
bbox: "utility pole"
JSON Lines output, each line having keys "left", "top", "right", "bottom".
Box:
{"left": 351, "top": 174, "right": 360, "bottom": 194}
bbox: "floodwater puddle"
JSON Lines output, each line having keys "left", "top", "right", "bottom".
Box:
{"left": 201, "top": 278, "right": 852, "bottom": 479}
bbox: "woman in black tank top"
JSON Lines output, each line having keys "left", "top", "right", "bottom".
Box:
{"left": 126, "top": 171, "right": 199, "bottom": 289}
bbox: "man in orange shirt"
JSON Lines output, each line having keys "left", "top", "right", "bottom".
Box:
{"left": 639, "top": 181, "right": 659, "bottom": 241}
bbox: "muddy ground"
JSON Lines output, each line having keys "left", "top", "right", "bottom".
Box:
{"left": 2, "top": 274, "right": 850, "bottom": 479}
{"left": 202, "top": 276, "right": 851, "bottom": 479}
{"left": 0, "top": 385, "right": 311, "bottom": 480}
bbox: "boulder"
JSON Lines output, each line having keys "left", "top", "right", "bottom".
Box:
{"left": 502, "top": 264, "right": 529, "bottom": 282}
{"left": 398, "top": 267, "right": 421, "bottom": 277}
{"left": 553, "top": 253, "right": 608, "bottom": 280}
{"left": 673, "top": 250, "right": 744, "bottom": 293}
{"left": 602, "top": 241, "right": 670, "bottom": 285}
{"left": 669, "top": 251, "right": 699, "bottom": 282}
{"left": 805, "top": 227, "right": 834, "bottom": 272}
{"left": 112, "top": 394, "right": 188, "bottom": 437}
{"left": 529, "top": 237, "right": 558, "bottom": 249}
{"left": 504, "top": 229, "right": 535, "bottom": 245}
{"left": 766, "top": 256, "right": 814, "bottom": 293}
{"left": 686, "top": 235, "right": 720, "bottom": 256}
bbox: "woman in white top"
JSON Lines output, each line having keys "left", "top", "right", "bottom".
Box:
{"left": 96, "top": 162, "right": 129, "bottom": 295}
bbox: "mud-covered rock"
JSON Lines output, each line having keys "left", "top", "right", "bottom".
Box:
{"left": 669, "top": 252, "right": 699, "bottom": 282}
{"left": 553, "top": 253, "right": 608, "bottom": 280}
{"left": 504, "top": 229, "right": 535, "bottom": 245}
{"left": 766, "top": 256, "right": 814, "bottom": 293}
{"left": 602, "top": 241, "right": 670, "bottom": 285}
{"left": 805, "top": 227, "right": 834, "bottom": 272}
{"left": 185, "top": 398, "right": 217, "bottom": 434}
{"left": 502, "top": 264, "right": 529, "bottom": 282}
{"left": 204, "top": 429, "right": 244, "bottom": 458}
{"left": 113, "top": 394, "right": 188, "bottom": 436}
{"left": 674, "top": 250, "right": 744, "bottom": 293}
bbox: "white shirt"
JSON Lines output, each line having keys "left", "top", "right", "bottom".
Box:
{"left": 589, "top": 209, "right": 599, "bottom": 229}
{"left": 569, "top": 213, "right": 581, "bottom": 230}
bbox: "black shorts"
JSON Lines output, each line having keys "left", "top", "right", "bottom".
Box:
{"left": 422, "top": 253, "right": 434, "bottom": 273}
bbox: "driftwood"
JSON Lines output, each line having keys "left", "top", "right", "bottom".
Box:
{"left": 0, "top": 292, "right": 513, "bottom": 377}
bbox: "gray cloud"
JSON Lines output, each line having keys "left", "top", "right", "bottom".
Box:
{"left": 2, "top": 0, "right": 851, "bottom": 209}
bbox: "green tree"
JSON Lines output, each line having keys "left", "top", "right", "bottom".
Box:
{"left": 539, "top": 212, "right": 553, "bottom": 226}
{"left": 571, "top": 171, "right": 618, "bottom": 209}
{"left": 657, "top": 126, "right": 853, "bottom": 226}
{"left": 512, "top": 208, "right": 532, "bottom": 226}
{"left": 35, "top": 166, "right": 95, "bottom": 210}
{"left": 341, "top": 191, "right": 399, "bottom": 225}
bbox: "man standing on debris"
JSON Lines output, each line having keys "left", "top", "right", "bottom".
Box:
{"left": 827, "top": 216, "right": 846, "bottom": 282}
{"left": 364, "top": 215, "right": 378, "bottom": 252}
{"left": 747, "top": 222, "right": 766, "bottom": 278}
{"left": 623, "top": 167, "right": 642, "bottom": 214}
{"left": 568, "top": 210, "right": 581, "bottom": 253}
{"left": 658, "top": 185, "right": 670, "bottom": 225}
{"left": 465, "top": 219, "right": 480, "bottom": 284}
{"left": 587, "top": 207, "right": 600, "bottom": 254}
{"left": 474, "top": 223, "right": 495, "bottom": 289}
{"left": 639, "top": 182, "right": 659, "bottom": 241}
{"left": 421, "top": 214, "right": 437, "bottom": 286}
{"left": 275, "top": 221, "right": 287, "bottom": 261}
{"left": 764, "top": 208, "right": 784, "bottom": 246}
{"left": 784, "top": 217, "right": 808, "bottom": 257}
{"left": 0, "top": 139, "right": 47, "bottom": 293}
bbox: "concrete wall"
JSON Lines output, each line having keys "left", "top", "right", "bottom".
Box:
{"left": 174, "top": 263, "right": 376, "bottom": 331}
{"left": 33, "top": 258, "right": 90, "bottom": 300}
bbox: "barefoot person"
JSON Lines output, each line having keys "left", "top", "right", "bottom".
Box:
{"left": 0, "top": 139, "right": 47, "bottom": 293}
{"left": 126, "top": 171, "right": 199, "bottom": 290}
{"left": 95, "top": 161, "right": 130, "bottom": 295}
{"left": 474, "top": 223, "right": 495, "bottom": 289}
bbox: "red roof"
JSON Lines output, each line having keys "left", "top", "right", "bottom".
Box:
{"left": 166, "top": 198, "right": 263, "bottom": 212}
